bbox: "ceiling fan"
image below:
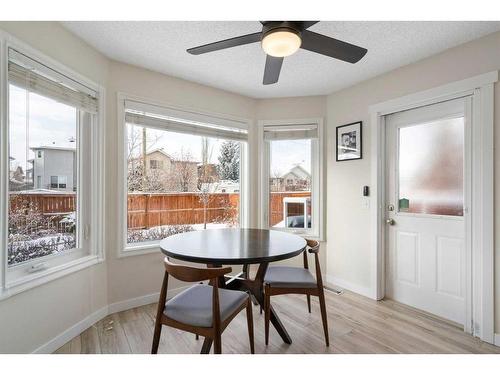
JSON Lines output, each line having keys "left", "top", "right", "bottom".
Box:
{"left": 187, "top": 21, "right": 368, "bottom": 85}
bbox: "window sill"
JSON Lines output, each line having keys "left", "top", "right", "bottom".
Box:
{"left": 269, "top": 227, "right": 323, "bottom": 242}
{"left": 119, "top": 242, "right": 162, "bottom": 258}
{"left": 0, "top": 254, "right": 104, "bottom": 302}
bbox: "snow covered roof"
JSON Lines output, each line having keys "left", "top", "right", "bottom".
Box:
{"left": 9, "top": 188, "right": 75, "bottom": 195}
{"left": 30, "top": 145, "right": 76, "bottom": 152}
{"left": 280, "top": 165, "right": 311, "bottom": 179}
{"left": 146, "top": 148, "right": 173, "bottom": 159}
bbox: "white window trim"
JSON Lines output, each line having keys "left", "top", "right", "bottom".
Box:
{"left": 0, "top": 31, "right": 105, "bottom": 300}
{"left": 369, "top": 70, "right": 498, "bottom": 344}
{"left": 116, "top": 92, "right": 251, "bottom": 257}
{"left": 258, "top": 118, "right": 325, "bottom": 241}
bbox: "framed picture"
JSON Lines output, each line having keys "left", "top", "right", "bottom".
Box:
{"left": 336, "top": 121, "right": 362, "bottom": 161}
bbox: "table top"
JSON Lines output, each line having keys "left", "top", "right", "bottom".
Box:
{"left": 159, "top": 228, "right": 307, "bottom": 265}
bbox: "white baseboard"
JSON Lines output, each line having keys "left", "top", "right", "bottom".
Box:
{"left": 326, "top": 274, "right": 374, "bottom": 299}
{"left": 33, "top": 306, "right": 108, "bottom": 354}
{"left": 107, "top": 292, "right": 160, "bottom": 315}
{"left": 107, "top": 286, "right": 187, "bottom": 314}
{"left": 32, "top": 285, "right": 189, "bottom": 354}
{"left": 494, "top": 333, "right": 500, "bottom": 347}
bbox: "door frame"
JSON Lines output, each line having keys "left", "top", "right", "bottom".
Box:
{"left": 369, "top": 71, "right": 497, "bottom": 344}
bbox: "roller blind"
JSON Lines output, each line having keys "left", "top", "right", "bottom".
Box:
{"left": 124, "top": 100, "right": 248, "bottom": 142}
{"left": 8, "top": 48, "right": 98, "bottom": 114}
{"left": 125, "top": 112, "right": 248, "bottom": 141}
{"left": 263, "top": 123, "right": 318, "bottom": 141}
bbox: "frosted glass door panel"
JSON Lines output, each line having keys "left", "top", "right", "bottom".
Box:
{"left": 398, "top": 117, "right": 464, "bottom": 216}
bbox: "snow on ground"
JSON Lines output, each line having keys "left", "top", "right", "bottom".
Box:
{"left": 191, "top": 223, "right": 230, "bottom": 230}
{"left": 127, "top": 222, "right": 233, "bottom": 244}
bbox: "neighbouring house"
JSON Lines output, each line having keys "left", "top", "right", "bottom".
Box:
{"left": 9, "top": 156, "right": 34, "bottom": 191}
{"left": 271, "top": 165, "right": 311, "bottom": 192}
{"left": 213, "top": 180, "right": 239, "bottom": 193}
{"left": 131, "top": 148, "right": 199, "bottom": 192}
{"left": 9, "top": 156, "right": 27, "bottom": 191}
{"left": 30, "top": 145, "right": 76, "bottom": 192}
{"left": 198, "top": 163, "right": 219, "bottom": 185}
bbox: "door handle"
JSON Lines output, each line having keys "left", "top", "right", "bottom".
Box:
{"left": 386, "top": 218, "right": 395, "bottom": 226}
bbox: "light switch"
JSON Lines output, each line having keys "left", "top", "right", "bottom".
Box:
{"left": 362, "top": 197, "right": 370, "bottom": 209}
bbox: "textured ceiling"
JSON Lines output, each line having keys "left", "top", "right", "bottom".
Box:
{"left": 62, "top": 21, "right": 500, "bottom": 98}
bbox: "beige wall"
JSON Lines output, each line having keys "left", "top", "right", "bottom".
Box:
{"left": 326, "top": 30, "right": 500, "bottom": 331}
{"left": 0, "top": 21, "right": 110, "bottom": 353}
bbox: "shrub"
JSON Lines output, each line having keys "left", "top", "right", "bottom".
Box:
{"left": 127, "top": 224, "right": 194, "bottom": 244}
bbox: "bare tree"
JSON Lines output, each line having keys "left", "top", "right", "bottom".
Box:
{"left": 127, "top": 125, "right": 163, "bottom": 192}
{"left": 170, "top": 148, "right": 197, "bottom": 192}
{"left": 198, "top": 137, "right": 220, "bottom": 229}
{"left": 271, "top": 168, "right": 284, "bottom": 192}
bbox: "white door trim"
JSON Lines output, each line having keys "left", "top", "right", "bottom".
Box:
{"left": 369, "top": 70, "right": 498, "bottom": 344}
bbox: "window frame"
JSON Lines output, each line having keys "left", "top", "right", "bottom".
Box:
{"left": 50, "top": 175, "right": 68, "bottom": 189}
{"left": 258, "top": 118, "right": 325, "bottom": 241}
{"left": 116, "top": 92, "right": 251, "bottom": 257}
{"left": 0, "top": 31, "right": 105, "bottom": 299}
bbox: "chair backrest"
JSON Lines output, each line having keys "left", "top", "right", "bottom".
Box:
{"left": 306, "top": 239, "right": 320, "bottom": 253}
{"left": 164, "top": 258, "right": 232, "bottom": 283}
{"left": 304, "top": 239, "right": 323, "bottom": 288}
{"left": 157, "top": 258, "right": 231, "bottom": 333}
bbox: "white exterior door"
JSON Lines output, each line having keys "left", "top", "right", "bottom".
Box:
{"left": 385, "top": 97, "right": 470, "bottom": 325}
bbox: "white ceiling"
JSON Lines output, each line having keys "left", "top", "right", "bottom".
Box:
{"left": 61, "top": 21, "right": 500, "bottom": 98}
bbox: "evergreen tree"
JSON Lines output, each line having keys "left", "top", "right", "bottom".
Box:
{"left": 217, "top": 141, "right": 240, "bottom": 181}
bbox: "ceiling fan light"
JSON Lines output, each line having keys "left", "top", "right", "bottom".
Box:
{"left": 262, "top": 30, "right": 301, "bottom": 57}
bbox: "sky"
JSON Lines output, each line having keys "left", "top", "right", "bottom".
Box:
{"left": 270, "top": 139, "right": 311, "bottom": 176}
{"left": 127, "top": 124, "right": 225, "bottom": 164}
{"left": 9, "top": 84, "right": 76, "bottom": 171}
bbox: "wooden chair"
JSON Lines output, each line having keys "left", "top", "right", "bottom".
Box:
{"left": 263, "top": 239, "right": 329, "bottom": 346}
{"left": 152, "top": 258, "right": 254, "bottom": 354}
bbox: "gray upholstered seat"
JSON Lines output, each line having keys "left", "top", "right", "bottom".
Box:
{"left": 164, "top": 284, "right": 248, "bottom": 328}
{"left": 264, "top": 266, "right": 317, "bottom": 288}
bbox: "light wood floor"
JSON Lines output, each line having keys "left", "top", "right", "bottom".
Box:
{"left": 54, "top": 289, "right": 500, "bottom": 354}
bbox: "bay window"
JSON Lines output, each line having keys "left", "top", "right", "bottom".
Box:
{"left": 0, "top": 41, "right": 104, "bottom": 292}
{"left": 119, "top": 98, "right": 249, "bottom": 254}
{"left": 261, "top": 121, "right": 323, "bottom": 239}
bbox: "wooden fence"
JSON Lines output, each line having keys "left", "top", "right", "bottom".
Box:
{"left": 127, "top": 192, "right": 239, "bottom": 229}
{"left": 9, "top": 192, "right": 76, "bottom": 234}
{"left": 9, "top": 190, "right": 311, "bottom": 230}
{"left": 9, "top": 192, "right": 76, "bottom": 216}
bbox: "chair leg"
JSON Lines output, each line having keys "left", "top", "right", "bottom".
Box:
{"left": 195, "top": 334, "right": 199, "bottom": 340}
{"left": 318, "top": 288, "right": 330, "bottom": 346}
{"left": 306, "top": 294, "right": 311, "bottom": 313}
{"left": 264, "top": 284, "right": 271, "bottom": 346}
{"left": 246, "top": 299, "right": 255, "bottom": 354}
{"left": 151, "top": 316, "right": 163, "bottom": 354}
{"left": 214, "top": 332, "right": 222, "bottom": 354}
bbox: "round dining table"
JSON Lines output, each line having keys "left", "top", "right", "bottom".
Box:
{"left": 159, "top": 228, "right": 307, "bottom": 353}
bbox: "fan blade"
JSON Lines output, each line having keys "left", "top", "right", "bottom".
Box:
{"left": 301, "top": 30, "right": 367, "bottom": 63}
{"left": 300, "top": 21, "right": 319, "bottom": 30}
{"left": 263, "top": 55, "right": 283, "bottom": 85}
{"left": 187, "top": 32, "right": 262, "bottom": 55}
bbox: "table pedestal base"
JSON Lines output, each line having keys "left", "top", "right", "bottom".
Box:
{"left": 200, "top": 262, "right": 292, "bottom": 354}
